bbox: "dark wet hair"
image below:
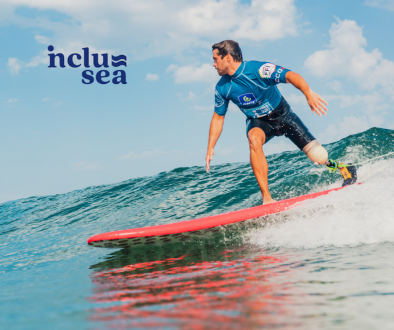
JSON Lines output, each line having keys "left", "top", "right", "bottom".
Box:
{"left": 212, "top": 40, "right": 243, "bottom": 62}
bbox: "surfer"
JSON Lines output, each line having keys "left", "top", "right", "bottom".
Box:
{"left": 205, "top": 40, "right": 356, "bottom": 204}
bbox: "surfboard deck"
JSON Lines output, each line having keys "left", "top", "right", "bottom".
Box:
{"left": 87, "top": 184, "right": 359, "bottom": 248}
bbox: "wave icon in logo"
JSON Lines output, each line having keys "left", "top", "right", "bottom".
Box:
{"left": 111, "top": 55, "right": 127, "bottom": 67}
{"left": 243, "top": 96, "right": 251, "bottom": 102}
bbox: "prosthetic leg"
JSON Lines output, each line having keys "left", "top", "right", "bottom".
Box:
{"left": 302, "top": 140, "right": 328, "bottom": 165}
{"left": 303, "top": 140, "right": 357, "bottom": 187}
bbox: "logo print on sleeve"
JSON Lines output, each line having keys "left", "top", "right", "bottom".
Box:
{"left": 274, "top": 68, "right": 284, "bottom": 83}
{"left": 259, "top": 63, "right": 276, "bottom": 79}
{"left": 215, "top": 89, "right": 225, "bottom": 107}
{"left": 238, "top": 93, "right": 257, "bottom": 106}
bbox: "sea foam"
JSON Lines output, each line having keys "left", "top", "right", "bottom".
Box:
{"left": 248, "top": 159, "right": 394, "bottom": 249}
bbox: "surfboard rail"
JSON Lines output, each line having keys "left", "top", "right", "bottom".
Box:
{"left": 87, "top": 184, "right": 359, "bottom": 248}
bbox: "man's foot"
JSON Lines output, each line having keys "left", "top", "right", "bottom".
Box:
{"left": 263, "top": 197, "right": 276, "bottom": 205}
{"left": 339, "top": 163, "right": 357, "bottom": 187}
{"left": 326, "top": 160, "right": 357, "bottom": 187}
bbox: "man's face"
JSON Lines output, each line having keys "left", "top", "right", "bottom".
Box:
{"left": 213, "top": 49, "right": 229, "bottom": 76}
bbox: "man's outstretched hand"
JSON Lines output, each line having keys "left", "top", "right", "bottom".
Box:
{"left": 205, "top": 148, "right": 214, "bottom": 173}
{"left": 305, "top": 89, "right": 328, "bottom": 116}
{"left": 285, "top": 71, "right": 329, "bottom": 117}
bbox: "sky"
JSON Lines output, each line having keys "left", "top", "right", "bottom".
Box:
{"left": 1, "top": 0, "right": 394, "bottom": 203}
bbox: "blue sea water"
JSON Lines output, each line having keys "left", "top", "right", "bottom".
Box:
{"left": 1, "top": 127, "right": 394, "bottom": 329}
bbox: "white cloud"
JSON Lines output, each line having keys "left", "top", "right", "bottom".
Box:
{"left": 180, "top": 0, "right": 298, "bottom": 41}
{"left": 322, "top": 92, "right": 389, "bottom": 129}
{"left": 325, "top": 80, "right": 342, "bottom": 93}
{"left": 365, "top": 0, "right": 394, "bottom": 10}
{"left": 263, "top": 138, "right": 297, "bottom": 155}
{"left": 1, "top": 0, "right": 300, "bottom": 68}
{"left": 25, "top": 55, "right": 47, "bottom": 68}
{"left": 176, "top": 91, "right": 198, "bottom": 101}
{"left": 234, "top": 0, "right": 298, "bottom": 40}
{"left": 284, "top": 93, "right": 307, "bottom": 108}
{"left": 35, "top": 35, "right": 50, "bottom": 44}
{"left": 167, "top": 63, "right": 217, "bottom": 84}
{"left": 7, "top": 58, "right": 22, "bottom": 75}
{"left": 146, "top": 73, "right": 159, "bottom": 81}
{"left": 194, "top": 105, "right": 211, "bottom": 111}
{"left": 323, "top": 92, "right": 389, "bottom": 118}
{"left": 166, "top": 64, "right": 177, "bottom": 72}
{"left": 72, "top": 161, "right": 106, "bottom": 171}
{"left": 318, "top": 115, "right": 371, "bottom": 144}
{"left": 357, "top": 92, "right": 389, "bottom": 113}
{"left": 368, "top": 114, "right": 386, "bottom": 127}
{"left": 42, "top": 98, "right": 50, "bottom": 101}
{"left": 305, "top": 18, "right": 394, "bottom": 95}
{"left": 118, "top": 148, "right": 182, "bottom": 160}
{"left": 6, "top": 98, "right": 18, "bottom": 103}
{"left": 7, "top": 52, "right": 47, "bottom": 75}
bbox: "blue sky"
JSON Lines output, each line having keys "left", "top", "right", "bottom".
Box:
{"left": 1, "top": 0, "right": 394, "bottom": 203}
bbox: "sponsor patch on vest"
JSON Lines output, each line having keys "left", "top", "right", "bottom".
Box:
{"left": 248, "top": 101, "right": 274, "bottom": 118}
{"left": 238, "top": 93, "right": 257, "bottom": 106}
{"left": 259, "top": 63, "right": 276, "bottom": 79}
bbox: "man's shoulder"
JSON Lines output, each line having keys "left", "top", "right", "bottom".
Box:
{"left": 245, "top": 60, "right": 272, "bottom": 70}
{"left": 246, "top": 60, "right": 271, "bottom": 65}
{"left": 245, "top": 61, "right": 282, "bottom": 80}
{"left": 243, "top": 60, "right": 271, "bottom": 76}
{"left": 215, "top": 76, "right": 231, "bottom": 91}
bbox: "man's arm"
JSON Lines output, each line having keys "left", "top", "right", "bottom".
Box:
{"left": 205, "top": 112, "right": 225, "bottom": 173}
{"left": 285, "top": 71, "right": 328, "bottom": 116}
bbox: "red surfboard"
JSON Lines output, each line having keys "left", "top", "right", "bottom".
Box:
{"left": 88, "top": 184, "right": 358, "bottom": 248}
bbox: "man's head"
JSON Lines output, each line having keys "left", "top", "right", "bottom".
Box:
{"left": 212, "top": 40, "right": 243, "bottom": 76}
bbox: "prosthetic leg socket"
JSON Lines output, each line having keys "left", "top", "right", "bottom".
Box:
{"left": 302, "top": 140, "right": 328, "bottom": 165}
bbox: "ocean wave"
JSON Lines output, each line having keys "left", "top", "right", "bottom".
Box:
{"left": 1, "top": 127, "right": 393, "bottom": 271}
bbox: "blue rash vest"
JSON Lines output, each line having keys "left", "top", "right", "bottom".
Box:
{"left": 214, "top": 61, "right": 290, "bottom": 118}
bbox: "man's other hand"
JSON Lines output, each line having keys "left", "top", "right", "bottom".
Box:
{"left": 305, "top": 90, "right": 328, "bottom": 116}
{"left": 205, "top": 148, "right": 215, "bottom": 173}
{"left": 285, "top": 71, "right": 329, "bottom": 117}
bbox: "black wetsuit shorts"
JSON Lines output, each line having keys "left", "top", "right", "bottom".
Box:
{"left": 246, "top": 96, "right": 315, "bottom": 150}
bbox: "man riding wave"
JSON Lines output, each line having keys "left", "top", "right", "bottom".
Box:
{"left": 205, "top": 40, "right": 356, "bottom": 204}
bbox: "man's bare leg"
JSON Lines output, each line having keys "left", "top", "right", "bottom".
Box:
{"left": 248, "top": 128, "right": 275, "bottom": 204}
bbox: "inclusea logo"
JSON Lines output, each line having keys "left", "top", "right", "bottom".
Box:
{"left": 47, "top": 45, "right": 127, "bottom": 85}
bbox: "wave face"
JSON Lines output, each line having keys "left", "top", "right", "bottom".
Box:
{"left": 2, "top": 127, "right": 394, "bottom": 329}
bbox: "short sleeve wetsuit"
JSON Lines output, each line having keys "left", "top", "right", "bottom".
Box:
{"left": 214, "top": 61, "right": 315, "bottom": 150}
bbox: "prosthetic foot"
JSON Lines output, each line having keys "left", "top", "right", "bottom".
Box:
{"left": 326, "top": 160, "right": 357, "bottom": 187}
